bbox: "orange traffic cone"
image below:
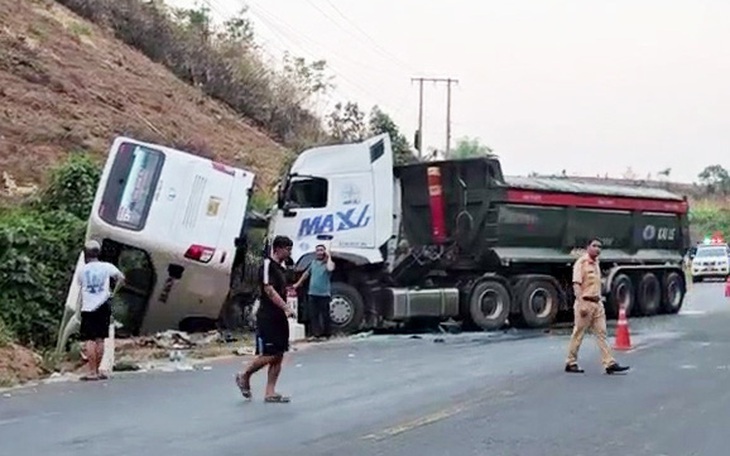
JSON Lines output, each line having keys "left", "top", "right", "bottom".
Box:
{"left": 725, "top": 277, "right": 730, "bottom": 298}
{"left": 613, "top": 306, "right": 632, "bottom": 351}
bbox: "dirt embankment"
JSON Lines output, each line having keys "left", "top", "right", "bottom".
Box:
{"left": 0, "top": 344, "right": 45, "bottom": 387}
{"left": 0, "top": 0, "right": 288, "bottom": 192}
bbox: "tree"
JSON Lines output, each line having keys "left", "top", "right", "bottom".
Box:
{"left": 220, "top": 7, "right": 255, "bottom": 45}
{"left": 447, "top": 136, "right": 492, "bottom": 160}
{"left": 173, "top": 5, "right": 212, "bottom": 43}
{"left": 698, "top": 165, "right": 730, "bottom": 194}
{"left": 281, "top": 52, "right": 334, "bottom": 104}
{"left": 327, "top": 101, "right": 366, "bottom": 142}
{"left": 368, "top": 106, "right": 415, "bottom": 165}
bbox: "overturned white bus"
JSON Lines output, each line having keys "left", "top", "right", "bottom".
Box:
{"left": 57, "top": 137, "right": 262, "bottom": 351}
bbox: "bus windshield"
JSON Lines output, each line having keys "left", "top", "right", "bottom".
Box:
{"left": 98, "top": 142, "right": 165, "bottom": 231}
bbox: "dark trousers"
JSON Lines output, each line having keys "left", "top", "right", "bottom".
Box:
{"left": 308, "top": 295, "right": 332, "bottom": 337}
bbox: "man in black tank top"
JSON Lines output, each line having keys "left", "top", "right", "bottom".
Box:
{"left": 235, "top": 236, "right": 295, "bottom": 403}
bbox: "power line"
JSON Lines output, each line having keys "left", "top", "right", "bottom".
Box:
{"left": 307, "top": 0, "right": 417, "bottom": 75}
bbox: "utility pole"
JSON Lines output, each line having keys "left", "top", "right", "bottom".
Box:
{"left": 416, "top": 79, "right": 424, "bottom": 158}
{"left": 411, "top": 77, "right": 459, "bottom": 159}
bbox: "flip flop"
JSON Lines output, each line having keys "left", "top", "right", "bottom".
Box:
{"left": 264, "top": 394, "right": 290, "bottom": 403}
{"left": 80, "top": 375, "right": 99, "bottom": 381}
{"left": 235, "top": 373, "right": 252, "bottom": 399}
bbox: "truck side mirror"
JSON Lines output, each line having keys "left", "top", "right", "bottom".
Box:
{"left": 282, "top": 201, "right": 297, "bottom": 218}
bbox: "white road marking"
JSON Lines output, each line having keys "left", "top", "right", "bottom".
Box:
{"left": 362, "top": 404, "right": 465, "bottom": 441}
{"left": 680, "top": 310, "right": 707, "bottom": 316}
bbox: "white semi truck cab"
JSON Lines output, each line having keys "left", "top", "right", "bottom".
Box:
{"left": 269, "top": 134, "right": 402, "bottom": 332}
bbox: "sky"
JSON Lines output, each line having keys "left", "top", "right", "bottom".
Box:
{"left": 165, "top": 0, "right": 730, "bottom": 183}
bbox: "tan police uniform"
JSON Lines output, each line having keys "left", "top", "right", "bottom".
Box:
{"left": 565, "top": 253, "right": 616, "bottom": 368}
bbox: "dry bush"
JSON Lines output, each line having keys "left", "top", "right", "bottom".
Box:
{"left": 55, "top": 0, "right": 329, "bottom": 147}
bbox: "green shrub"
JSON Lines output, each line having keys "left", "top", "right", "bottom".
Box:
{"left": 39, "top": 153, "right": 101, "bottom": 219}
{"left": 0, "top": 153, "right": 99, "bottom": 348}
{"left": 0, "top": 318, "right": 13, "bottom": 348}
{"left": 0, "top": 208, "right": 85, "bottom": 347}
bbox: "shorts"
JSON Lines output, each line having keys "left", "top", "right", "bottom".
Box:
{"left": 79, "top": 302, "right": 111, "bottom": 341}
{"left": 255, "top": 317, "right": 289, "bottom": 356}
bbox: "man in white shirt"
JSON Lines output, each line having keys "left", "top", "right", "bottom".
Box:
{"left": 77, "top": 240, "right": 125, "bottom": 381}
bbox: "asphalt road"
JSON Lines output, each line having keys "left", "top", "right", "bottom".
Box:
{"left": 2, "top": 281, "right": 728, "bottom": 456}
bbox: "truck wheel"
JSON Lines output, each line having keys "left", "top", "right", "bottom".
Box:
{"left": 469, "top": 279, "right": 511, "bottom": 331}
{"left": 329, "top": 282, "right": 365, "bottom": 334}
{"left": 607, "top": 273, "right": 634, "bottom": 319}
{"left": 636, "top": 272, "right": 661, "bottom": 317}
{"left": 661, "top": 272, "right": 685, "bottom": 314}
{"left": 515, "top": 279, "right": 559, "bottom": 328}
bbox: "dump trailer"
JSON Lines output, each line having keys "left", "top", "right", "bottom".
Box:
{"left": 270, "top": 134, "right": 690, "bottom": 333}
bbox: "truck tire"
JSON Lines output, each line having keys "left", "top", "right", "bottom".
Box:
{"left": 514, "top": 278, "right": 560, "bottom": 328}
{"left": 661, "top": 271, "right": 685, "bottom": 314}
{"left": 636, "top": 272, "right": 661, "bottom": 317}
{"left": 329, "top": 282, "right": 365, "bottom": 334}
{"left": 469, "top": 279, "right": 511, "bottom": 331}
{"left": 606, "top": 273, "right": 634, "bottom": 319}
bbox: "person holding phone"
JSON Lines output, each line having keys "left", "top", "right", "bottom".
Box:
{"left": 293, "top": 244, "right": 335, "bottom": 340}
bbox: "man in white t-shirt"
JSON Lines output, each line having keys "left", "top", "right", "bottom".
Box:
{"left": 77, "top": 240, "right": 125, "bottom": 381}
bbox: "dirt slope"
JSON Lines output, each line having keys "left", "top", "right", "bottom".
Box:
{"left": 0, "top": 0, "right": 287, "bottom": 192}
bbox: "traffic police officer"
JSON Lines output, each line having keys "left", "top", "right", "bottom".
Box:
{"left": 565, "top": 238, "right": 630, "bottom": 374}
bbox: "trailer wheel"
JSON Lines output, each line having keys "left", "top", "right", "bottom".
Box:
{"left": 469, "top": 279, "right": 511, "bottom": 331}
{"left": 636, "top": 272, "right": 661, "bottom": 316}
{"left": 515, "top": 279, "right": 560, "bottom": 328}
{"left": 607, "top": 273, "right": 634, "bottom": 318}
{"left": 661, "top": 272, "right": 685, "bottom": 314}
{"left": 329, "top": 282, "right": 365, "bottom": 334}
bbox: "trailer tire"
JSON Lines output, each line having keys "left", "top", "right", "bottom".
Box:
{"left": 661, "top": 272, "right": 685, "bottom": 314}
{"left": 636, "top": 272, "right": 661, "bottom": 317}
{"left": 329, "top": 282, "right": 365, "bottom": 334}
{"left": 606, "top": 273, "right": 634, "bottom": 319}
{"left": 469, "top": 279, "right": 511, "bottom": 331}
{"left": 514, "top": 279, "right": 560, "bottom": 328}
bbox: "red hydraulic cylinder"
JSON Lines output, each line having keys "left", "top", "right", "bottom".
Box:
{"left": 427, "top": 166, "right": 447, "bottom": 244}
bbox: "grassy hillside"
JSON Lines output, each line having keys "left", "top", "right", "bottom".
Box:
{"left": 0, "top": 0, "right": 290, "bottom": 192}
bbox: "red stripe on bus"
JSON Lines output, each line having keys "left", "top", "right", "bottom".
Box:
{"left": 506, "top": 189, "right": 688, "bottom": 214}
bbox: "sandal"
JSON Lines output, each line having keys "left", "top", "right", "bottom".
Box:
{"left": 80, "top": 374, "right": 99, "bottom": 381}
{"left": 264, "top": 394, "right": 290, "bottom": 403}
{"left": 235, "top": 373, "right": 252, "bottom": 399}
{"left": 98, "top": 373, "right": 109, "bottom": 380}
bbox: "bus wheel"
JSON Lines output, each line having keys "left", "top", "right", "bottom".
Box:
{"left": 607, "top": 273, "right": 634, "bottom": 319}
{"left": 661, "top": 272, "right": 685, "bottom": 314}
{"left": 329, "top": 282, "right": 365, "bottom": 335}
{"left": 636, "top": 272, "right": 661, "bottom": 317}
{"left": 515, "top": 278, "right": 559, "bottom": 328}
{"left": 468, "top": 279, "right": 511, "bottom": 331}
